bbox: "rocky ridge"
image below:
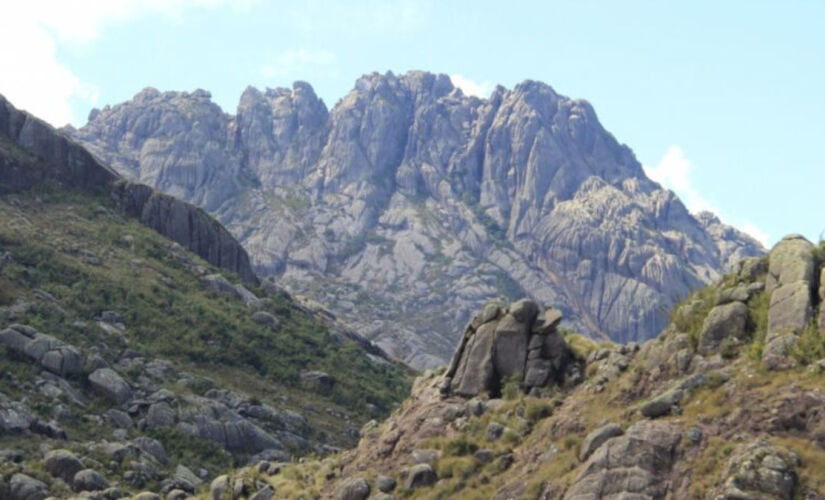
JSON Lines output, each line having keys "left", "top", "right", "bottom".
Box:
{"left": 209, "top": 235, "right": 825, "bottom": 499}
{"left": 0, "top": 93, "right": 256, "bottom": 284}
{"left": 69, "top": 71, "right": 765, "bottom": 369}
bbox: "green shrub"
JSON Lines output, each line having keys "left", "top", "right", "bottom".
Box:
{"left": 443, "top": 437, "right": 478, "bottom": 457}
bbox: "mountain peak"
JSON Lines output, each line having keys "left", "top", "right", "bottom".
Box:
{"left": 67, "top": 73, "right": 764, "bottom": 368}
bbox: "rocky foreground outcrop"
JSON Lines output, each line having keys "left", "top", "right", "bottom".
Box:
{"left": 0, "top": 93, "right": 256, "bottom": 283}
{"left": 208, "top": 240, "right": 825, "bottom": 498}
{"left": 69, "top": 72, "right": 764, "bottom": 368}
{"left": 442, "top": 300, "right": 580, "bottom": 397}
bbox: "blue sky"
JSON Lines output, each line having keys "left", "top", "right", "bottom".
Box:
{"left": 1, "top": 0, "right": 823, "bottom": 246}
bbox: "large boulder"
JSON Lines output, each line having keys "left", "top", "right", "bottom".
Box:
{"left": 335, "top": 477, "right": 370, "bottom": 500}
{"left": 762, "top": 235, "right": 816, "bottom": 370}
{"left": 698, "top": 301, "right": 748, "bottom": 355}
{"left": 9, "top": 473, "right": 49, "bottom": 500}
{"left": 718, "top": 441, "right": 798, "bottom": 499}
{"left": 765, "top": 235, "right": 815, "bottom": 292}
{"left": 0, "top": 325, "right": 84, "bottom": 377}
{"left": 564, "top": 421, "right": 682, "bottom": 499}
{"left": 44, "top": 449, "right": 84, "bottom": 483}
{"left": 578, "top": 422, "right": 623, "bottom": 462}
{"left": 88, "top": 368, "right": 132, "bottom": 404}
{"left": 201, "top": 274, "right": 260, "bottom": 306}
{"left": 73, "top": 469, "right": 109, "bottom": 492}
{"left": 446, "top": 300, "right": 576, "bottom": 397}
{"left": 405, "top": 463, "right": 437, "bottom": 489}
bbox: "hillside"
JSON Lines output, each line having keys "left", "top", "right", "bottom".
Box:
{"left": 205, "top": 235, "right": 825, "bottom": 499}
{"left": 0, "top": 95, "right": 410, "bottom": 498}
{"left": 69, "top": 71, "right": 764, "bottom": 369}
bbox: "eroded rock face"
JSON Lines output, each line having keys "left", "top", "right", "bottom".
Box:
{"left": 111, "top": 181, "right": 257, "bottom": 284}
{"left": 443, "top": 300, "right": 578, "bottom": 397}
{"left": 68, "top": 73, "right": 764, "bottom": 368}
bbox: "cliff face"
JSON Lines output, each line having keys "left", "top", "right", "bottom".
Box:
{"left": 0, "top": 94, "right": 256, "bottom": 284}
{"left": 70, "top": 72, "right": 764, "bottom": 368}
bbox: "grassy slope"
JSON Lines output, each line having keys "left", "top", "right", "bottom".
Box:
{"left": 226, "top": 262, "right": 825, "bottom": 499}
{"left": 0, "top": 185, "right": 411, "bottom": 464}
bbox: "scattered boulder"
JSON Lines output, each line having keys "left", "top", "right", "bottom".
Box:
{"left": 44, "top": 448, "right": 84, "bottom": 483}
{"left": 578, "top": 422, "right": 623, "bottom": 461}
{"left": 0, "top": 400, "right": 33, "bottom": 433}
{"left": 486, "top": 422, "right": 505, "bottom": 442}
{"left": 641, "top": 389, "right": 684, "bottom": 418}
{"left": 335, "top": 477, "right": 370, "bottom": 500}
{"left": 698, "top": 301, "right": 748, "bottom": 355}
{"left": 133, "top": 436, "right": 169, "bottom": 466}
{"left": 201, "top": 274, "right": 260, "bottom": 306}
{"left": 9, "top": 473, "right": 49, "bottom": 500}
{"left": 375, "top": 475, "right": 396, "bottom": 493}
{"left": 132, "top": 493, "right": 162, "bottom": 500}
{"left": 174, "top": 464, "right": 203, "bottom": 489}
{"left": 73, "top": 469, "right": 109, "bottom": 492}
{"left": 106, "top": 408, "right": 134, "bottom": 428}
{"left": 251, "top": 311, "right": 280, "bottom": 328}
{"left": 146, "top": 402, "right": 176, "bottom": 428}
{"left": 300, "top": 371, "right": 335, "bottom": 392}
{"left": 210, "top": 475, "right": 229, "bottom": 500}
{"left": 0, "top": 325, "right": 84, "bottom": 377}
{"left": 719, "top": 441, "right": 798, "bottom": 499}
{"left": 88, "top": 368, "right": 133, "bottom": 404}
{"left": 565, "top": 421, "right": 682, "bottom": 499}
{"left": 405, "top": 463, "right": 437, "bottom": 489}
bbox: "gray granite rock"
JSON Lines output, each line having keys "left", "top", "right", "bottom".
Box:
{"left": 88, "top": 368, "right": 133, "bottom": 404}
{"left": 67, "top": 74, "right": 764, "bottom": 369}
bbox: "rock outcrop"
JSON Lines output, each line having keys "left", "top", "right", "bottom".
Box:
{"left": 763, "top": 235, "right": 817, "bottom": 370}
{"left": 0, "top": 324, "right": 83, "bottom": 377}
{"left": 69, "top": 72, "right": 764, "bottom": 368}
{"left": 442, "top": 300, "right": 579, "bottom": 397}
{"left": 205, "top": 243, "right": 825, "bottom": 498}
{"left": 111, "top": 182, "right": 257, "bottom": 283}
{"left": 564, "top": 421, "right": 682, "bottom": 499}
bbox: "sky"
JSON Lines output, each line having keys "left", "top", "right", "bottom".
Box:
{"left": 1, "top": 1, "right": 823, "bottom": 247}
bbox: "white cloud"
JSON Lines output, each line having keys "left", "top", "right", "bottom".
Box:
{"left": 645, "top": 146, "right": 772, "bottom": 247}
{"left": 0, "top": 0, "right": 241, "bottom": 126}
{"left": 742, "top": 221, "right": 771, "bottom": 247}
{"left": 260, "top": 49, "right": 336, "bottom": 79}
{"left": 644, "top": 146, "right": 718, "bottom": 215}
{"left": 450, "top": 74, "right": 492, "bottom": 98}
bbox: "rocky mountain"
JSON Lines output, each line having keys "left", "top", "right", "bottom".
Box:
{"left": 0, "top": 95, "right": 410, "bottom": 498}
{"left": 208, "top": 236, "right": 825, "bottom": 499}
{"left": 69, "top": 71, "right": 765, "bottom": 369}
